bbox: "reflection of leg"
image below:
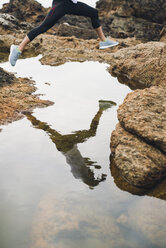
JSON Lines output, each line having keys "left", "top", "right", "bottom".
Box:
{"left": 25, "top": 112, "right": 100, "bottom": 151}
{"left": 25, "top": 113, "right": 106, "bottom": 188}
{"left": 74, "top": 100, "right": 116, "bottom": 140}
{"left": 99, "top": 100, "right": 116, "bottom": 111}
{"left": 64, "top": 145, "right": 106, "bottom": 188}
{"left": 25, "top": 99, "right": 115, "bottom": 147}
{"left": 25, "top": 114, "right": 62, "bottom": 139}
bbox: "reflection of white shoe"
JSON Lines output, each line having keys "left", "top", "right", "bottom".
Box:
{"left": 99, "top": 100, "right": 116, "bottom": 110}
{"left": 9, "top": 45, "right": 22, "bottom": 66}
{"left": 99, "top": 39, "right": 119, "bottom": 49}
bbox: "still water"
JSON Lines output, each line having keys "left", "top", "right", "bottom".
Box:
{"left": 0, "top": 56, "right": 166, "bottom": 248}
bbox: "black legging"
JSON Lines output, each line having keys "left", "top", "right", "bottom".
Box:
{"left": 27, "top": 0, "right": 101, "bottom": 41}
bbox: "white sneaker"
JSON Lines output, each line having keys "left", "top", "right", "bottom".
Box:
{"left": 99, "top": 39, "right": 119, "bottom": 49}
{"left": 9, "top": 45, "right": 21, "bottom": 66}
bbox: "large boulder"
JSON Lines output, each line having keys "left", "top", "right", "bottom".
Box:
{"left": 111, "top": 124, "right": 166, "bottom": 186}
{"left": 111, "top": 84, "right": 166, "bottom": 186}
{"left": 108, "top": 41, "right": 166, "bottom": 89}
{"left": 117, "top": 86, "right": 166, "bottom": 153}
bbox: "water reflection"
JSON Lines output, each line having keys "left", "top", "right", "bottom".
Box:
{"left": 25, "top": 100, "right": 116, "bottom": 188}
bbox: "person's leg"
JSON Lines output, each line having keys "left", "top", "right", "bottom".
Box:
{"left": 67, "top": 1, "right": 119, "bottom": 48}
{"left": 19, "top": 36, "right": 30, "bottom": 52}
{"left": 9, "top": 1, "right": 67, "bottom": 66}
{"left": 95, "top": 26, "right": 106, "bottom": 41}
{"left": 67, "top": 2, "right": 101, "bottom": 33}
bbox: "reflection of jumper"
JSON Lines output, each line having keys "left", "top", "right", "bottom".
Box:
{"left": 64, "top": 145, "right": 106, "bottom": 187}
{"left": 28, "top": 0, "right": 101, "bottom": 41}
{"left": 26, "top": 108, "right": 107, "bottom": 188}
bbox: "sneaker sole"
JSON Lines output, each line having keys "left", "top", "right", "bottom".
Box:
{"left": 99, "top": 42, "right": 119, "bottom": 50}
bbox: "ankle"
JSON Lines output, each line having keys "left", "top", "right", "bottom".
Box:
{"left": 18, "top": 46, "right": 23, "bottom": 52}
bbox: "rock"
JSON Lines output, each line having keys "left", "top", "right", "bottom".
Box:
{"left": 59, "top": 14, "right": 93, "bottom": 30}
{"left": 110, "top": 157, "right": 166, "bottom": 200}
{"left": 36, "top": 35, "right": 140, "bottom": 66}
{"left": 117, "top": 86, "right": 166, "bottom": 153}
{"left": 96, "top": 0, "right": 166, "bottom": 41}
{"left": 108, "top": 41, "right": 166, "bottom": 89}
{"left": 0, "top": 67, "right": 53, "bottom": 125}
{"left": 111, "top": 124, "right": 166, "bottom": 186}
{"left": 0, "top": 0, "right": 97, "bottom": 38}
{"left": 97, "top": 0, "right": 166, "bottom": 23}
{"left": 0, "top": 13, "right": 34, "bottom": 34}
{"left": 57, "top": 23, "right": 97, "bottom": 40}
{"left": 148, "top": 178, "right": 166, "bottom": 201}
{"left": 110, "top": 83, "right": 166, "bottom": 186}
{"left": 108, "top": 37, "right": 166, "bottom": 187}
{"left": 0, "top": 0, "right": 47, "bottom": 24}
{"left": 160, "top": 27, "right": 166, "bottom": 42}
{"left": 109, "top": 15, "right": 163, "bottom": 41}
{"left": 0, "top": 33, "right": 141, "bottom": 62}
{"left": 0, "top": 67, "right": 15, "bottom": 87}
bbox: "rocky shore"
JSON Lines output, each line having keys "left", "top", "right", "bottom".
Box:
{"left": 0, "top": 67, "right": 53, "bottom": 125}
{"left": 0, "top": 0, "right": 166, "bottom": 188}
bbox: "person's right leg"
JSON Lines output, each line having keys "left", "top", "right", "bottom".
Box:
{"left": 19, "top": 36, "right": 31, "bottom": 52}
{"left": 9, "top": 1, "right": 66, "bottom": 66}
